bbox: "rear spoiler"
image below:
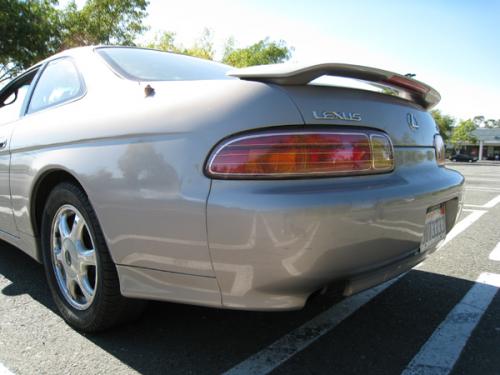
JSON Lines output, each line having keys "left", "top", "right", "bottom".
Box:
{"left": 227, "top": 63, "right": 440, "bottom": 109}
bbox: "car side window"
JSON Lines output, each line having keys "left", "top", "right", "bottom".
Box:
{"left": 0, "top": 69, "right": 38, "bottom": 126}
{"left": 27, "top": 58, "right": 84, "bottom": 114}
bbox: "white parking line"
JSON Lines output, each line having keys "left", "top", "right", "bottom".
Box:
{"left": 464, "top": 194, "right": 500, "bottom": 209}
{"left": 401, "top": 272, "right": 500, "bottom": 375}
{"left": 465, "top": 186, "right": 500, "bottom": 193}
{"left": 440, "top": 209, "right": 486, "bottom": 248}
{"left": 489, "top": 242, "right": 500, "bottom": 261}
{"left": 223, "top": 277, "right": 402, "bottom": 375}
{"left": 416, "top": 209, "right": 483, "bottom": 269}
{"left": 0, "top": 363, "right": 14, "bottom": 375}
{"left": 465, "top": 177, "right": 500, "bottom": 183}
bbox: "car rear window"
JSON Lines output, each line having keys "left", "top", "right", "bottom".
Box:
{"left": 96, "top": 47, "right": 233, "bottom": 81}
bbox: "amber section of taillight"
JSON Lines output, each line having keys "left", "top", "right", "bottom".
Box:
{"left": 206, "top": 130, "right": 394, "bottom": 179}
{"left": 371, "top": 134, "right": 394, "bottom": 171}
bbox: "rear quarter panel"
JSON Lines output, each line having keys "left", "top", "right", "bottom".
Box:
{"left": 9, "top": 77, "right": 303, "bottom": 277}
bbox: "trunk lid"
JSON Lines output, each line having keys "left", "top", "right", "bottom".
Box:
{"left": 228, "top": 63, "right": 441, "bottom": 146}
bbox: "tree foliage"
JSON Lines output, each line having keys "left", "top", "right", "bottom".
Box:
{"left": 222, "top": 38, "right": 293, "bottom": 67}
{"left": 1, "top": 0, "right": 293, "bottom": 84}
{"left": 0, "top": 0, "right": 61, "bottom": 80}
{"left": 183, "top": 28, "right": 215, "bottom": 60}
{"left": 0, "top": 0, "right": 149, "bottom": 83}
{"left": 145, "top": 31, "right": 178, "bottom": 52}
{"left": 146, "top": 31, "right": 292, "bottom": 66}
{"left": 450, "top": 119, "right": 477, "bottom": 148}
{"left": 431, "top": 109, "right": 454, "bottom": 141}
{"left": 61, "top": 0, "right": 149, "bottom": 49}
{"left": 145, "top": 28, "right": 214, "bottom": 60}
{"left": 473, "top": 115, "right": 485, "bottom": 127}
{"left": 485, "top": 119, "right": 498, "bottom": 128}
{"left": 472, "top": 115, "right": 500, "bottom": 128}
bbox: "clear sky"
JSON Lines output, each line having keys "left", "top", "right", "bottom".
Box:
{"left": 73, "top": 0, "right": 500, "bottom": 120}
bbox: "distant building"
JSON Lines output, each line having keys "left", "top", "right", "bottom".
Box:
{"left": 447, "top": 128, "right": 500, "bottom": 160}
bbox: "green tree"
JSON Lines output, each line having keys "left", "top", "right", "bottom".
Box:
{"left": 0, "top": 0, "right": 61, "bottom": 82}
{"left": 60, "top": 0, "right": 149, "bottom": 48}
{"left": 450, "top": 119, "right": 477, "bottom": 149}
{"left": 484, "top": 118, "right": 499, "bottom": 128}
{"left": 146, "top": 28, "right": 215, "bottom": 60}
{"left": 0, "top": 0, "right": 149, "bottom": 83}
{"left": 431, "top": 109, "right": 454, "bottom": 141}
{"left": 222, "top": 38, "right": 293, "bottom": 67}
{"left": 473, "top": 115, "right": 485, "bottom": 127}
{"left": 182, "top": 28, "right": 214, "bottom": 60}
{"left": 145, "top": 31, "right": 178, "bottom": 52}
{"left": 471, "top": 115, "right": 500, "bottom": 128}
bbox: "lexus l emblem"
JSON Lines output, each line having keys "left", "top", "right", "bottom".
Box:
{"left": 407, "top": 113, "right": 419, "bottom": 130}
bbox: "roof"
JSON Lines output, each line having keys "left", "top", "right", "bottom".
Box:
{"left": 473, "top": 128, "right": 500, "bottom": 143}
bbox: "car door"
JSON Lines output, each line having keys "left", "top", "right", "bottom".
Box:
{"left": 7, "top": 57, "right": 87, "bottom": 238}
{"left": 0, "top": 68, "right": 39, "bottom": 236}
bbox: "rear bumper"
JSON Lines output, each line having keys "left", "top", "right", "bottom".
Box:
{"left": 343, "top": 243, "right": 428, "bottom": 296}
{"left": 207, "top": 148, "right": 464, "bottom": 310}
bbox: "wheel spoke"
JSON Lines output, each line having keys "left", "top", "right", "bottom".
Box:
{"left": 76, "top": 274, "right": 94, "bottom": 302}
{"left": 52, "top": 230, "right": 60, "bottom": 252}
{"left": 76, "top": 243, "right": 96, "bottom": 267}
{"left": 70, "top": 213, "right": 85, "bottom": 242}
{"left": 65, "top": 274, "right": 77, "bottom": 300}
{"left": 58, "top": 214, "right": 71, "bottom": 239}
{"left": 54, "top": 248, "right": 64, "bottom": 264}
{"left": 80, "top": 250, "right": 96, "bottom": 267}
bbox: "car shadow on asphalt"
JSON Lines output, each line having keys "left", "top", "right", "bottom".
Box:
{"left": 0, "top": 240, "right": 344, "bottom": 373}
{"left": 0, "top": 240, "right": 483, "bottom": 375}
{"left": 0, "top": 241, "right": 58, "bottom": 314}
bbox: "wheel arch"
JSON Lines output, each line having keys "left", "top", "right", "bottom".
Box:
{"left": 30, "top": 168, "right": 86, "bottom": 240}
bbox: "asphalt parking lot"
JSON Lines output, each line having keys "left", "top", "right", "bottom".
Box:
{"left": 1, "top": 163, "right": 499, "bottom": 375}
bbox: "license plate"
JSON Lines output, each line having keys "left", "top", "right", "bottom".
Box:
{"left": 421, "top": 205, "right": 447, "bottom": 252}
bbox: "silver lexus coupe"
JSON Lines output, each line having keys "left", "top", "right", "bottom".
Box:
{"left": 0, "top": 46, "right": 464, "bottom": 332}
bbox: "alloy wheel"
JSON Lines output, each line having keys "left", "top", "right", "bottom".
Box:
{"left": 50, "top": 204, "right": 97, "bottom": 310}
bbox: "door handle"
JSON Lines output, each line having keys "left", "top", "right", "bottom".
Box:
{"left": 0, "top": 137, "right": 7, "bottom": 150}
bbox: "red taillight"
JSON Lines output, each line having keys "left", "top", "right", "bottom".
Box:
{"left": 206, "top": 130, "right": 394, "bottom": 179}
{"left": 384, "top": 75, "right": 427, "bottom": 94}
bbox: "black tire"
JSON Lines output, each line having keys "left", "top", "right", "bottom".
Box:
{"left": 41, "top": 182, "right": 146, "bottom": 332}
